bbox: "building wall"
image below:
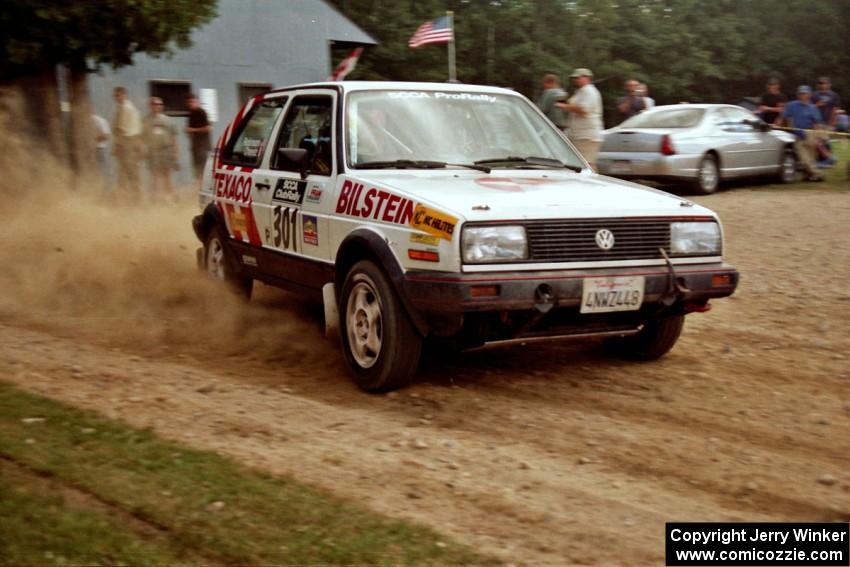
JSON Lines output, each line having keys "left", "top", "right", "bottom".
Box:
{"left": 88, "top": 0, "right": 373, "bottom": 188}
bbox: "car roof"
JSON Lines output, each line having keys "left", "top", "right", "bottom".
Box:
{"left": 643, "top": 103, "right": 750, "bottom": 112}
{"left": 267, "top": 81, "right": 521, "bottom": 96}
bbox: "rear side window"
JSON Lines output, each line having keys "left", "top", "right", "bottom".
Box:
{"left": 620, "top": 108, "right": 705, "bottom": 129}
{"left": 273, "top": 96, "right": 334, "bottom": 176}
{"left": 222, "top": 98, "right": 287, "bottom": 167}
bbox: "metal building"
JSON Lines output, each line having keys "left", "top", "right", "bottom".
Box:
{"left": 89, "top": 0, "right": 375, "bottom": 186}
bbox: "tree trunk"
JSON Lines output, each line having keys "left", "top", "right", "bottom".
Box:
{"left": 67, "top": 67, "right": 98, "bottom": 189}
{"left": 17, "top": 65, "right": 66, "bottom": 162}
{"left": 0, "top": 65, "right": 68, "bottom": 194}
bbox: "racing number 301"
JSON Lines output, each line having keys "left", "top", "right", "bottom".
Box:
{"left": 273, "top": 205, "right": 298, "bottom": 252}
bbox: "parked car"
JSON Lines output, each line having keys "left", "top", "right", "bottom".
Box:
{"left": 597, "top": 104, "right": 798, "bottom": 194}
{"left": 192, "top": 82, "right": 739, "bottom": 392}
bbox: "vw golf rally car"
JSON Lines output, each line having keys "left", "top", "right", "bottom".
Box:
{"left": 192, "top": 81, "right": 739, "bottom": 392}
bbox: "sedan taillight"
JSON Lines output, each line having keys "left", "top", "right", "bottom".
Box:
{"left": 660, "top": 135, "right": 676, "bottom": 156}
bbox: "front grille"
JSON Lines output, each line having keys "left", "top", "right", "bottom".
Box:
{"left": 525, "top": 218, "right": 672, "bottom": 263}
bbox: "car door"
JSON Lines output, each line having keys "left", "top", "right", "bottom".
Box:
{"left": 709, "top": 107, "right": 757, "bottom": 177}
{"left": 254, "top": 90, "right": 337, "bottom": 267}
{"left": 723, "top": 106, "right": 780, "bottom": 174}
{"left": 214, "top": 95, "right": 287, "bottom": 249}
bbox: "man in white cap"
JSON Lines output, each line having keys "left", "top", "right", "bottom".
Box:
{"left": 558, "top": 68, "right": 604, "bottom": 168}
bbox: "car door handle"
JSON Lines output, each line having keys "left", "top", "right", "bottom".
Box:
{"left": 255, "top": 182, "right": 271, "bottom": 191}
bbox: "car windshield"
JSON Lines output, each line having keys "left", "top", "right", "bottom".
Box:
{"left": 345, "top": 90, "right": 583, "bottom": 169}
{"left": 619, "top": 108, "right": 706, "bottom": 129}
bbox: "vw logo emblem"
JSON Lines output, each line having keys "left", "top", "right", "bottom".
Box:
{"left": 595, "top": 229, "right": 615, "bottom": 250}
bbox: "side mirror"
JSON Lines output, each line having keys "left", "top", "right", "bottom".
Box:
{"left": 278, "top": 147, "right": 309, "bottom": 179}
{"left": 744, "top": 119, "right": 771, "bottom": 132}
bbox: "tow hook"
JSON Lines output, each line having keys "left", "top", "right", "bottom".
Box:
{"left": 534, "top": 283, "right": 556, "bottom": 313}
{"left": 659, "top": 248, "right": 690, "bottom": 306}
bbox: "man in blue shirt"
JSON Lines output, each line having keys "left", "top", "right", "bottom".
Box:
{"left": 782, "top": 86, "right": 824, "bottom": 182}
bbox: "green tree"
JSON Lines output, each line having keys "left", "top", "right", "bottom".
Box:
{"left": 329, "top": 0, "right": 849, "bottom": 127}
{"left": 0, "top": 0, "right": 217, "bottom": 178}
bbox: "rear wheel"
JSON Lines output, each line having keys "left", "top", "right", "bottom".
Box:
{"left": 339, "top": 260, "right": 422, "bottom": 392}
{"left": 777, "top": 149, "right": 797, "bottom": 183}
{"left": 603, "top": 314, "right": 685, "bottom": 360}
{"left": 691, "top": 154, "right": 719, "bottom": 194}
{"left": 204, "top": 226, "right": 253, "bottom": 299}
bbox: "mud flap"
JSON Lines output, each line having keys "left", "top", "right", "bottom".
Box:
{"left": 323, "top": 283, "right": 340, "bottom": 339}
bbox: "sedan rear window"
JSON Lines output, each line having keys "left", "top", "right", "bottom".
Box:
{"left": 619, "top": 108, "right": 705, "bottom": 129}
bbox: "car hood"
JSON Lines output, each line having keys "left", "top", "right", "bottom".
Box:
{"left": 350, "top": 169, "right": 716, "bottom": 221}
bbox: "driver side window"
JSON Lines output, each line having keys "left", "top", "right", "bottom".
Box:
{"left": 273, "top": 96, "right": 334, "bottom": 176}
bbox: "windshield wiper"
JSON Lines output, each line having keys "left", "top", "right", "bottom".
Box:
{"left": 354, "top": 159, "right": 491, "bottom": 173}
{"left": 474, "top": 155, "right": 583, "bottom": 172}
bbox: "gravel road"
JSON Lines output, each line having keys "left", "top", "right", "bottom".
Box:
{"left": 2, "top": 186, "right": 848, "bottom": 565}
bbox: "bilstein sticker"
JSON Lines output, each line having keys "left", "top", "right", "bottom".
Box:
{"left": 411, "top": 205, "right": 457, "bottom": 241}
{"left": 410, "top": 232, "right": 440, "bottom": 246}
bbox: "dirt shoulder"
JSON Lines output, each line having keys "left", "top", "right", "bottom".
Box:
{"left": 2, "top": 187, "right": 849, "bottom": 565}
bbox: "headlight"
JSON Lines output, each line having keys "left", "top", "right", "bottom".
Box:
{"left": 670, "top": 221, "right": 721, "bottom": 255}
{"left": 462, "top": 225, "right": 528, "bottom": 263}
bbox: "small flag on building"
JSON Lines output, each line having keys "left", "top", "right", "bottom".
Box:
{"left": 328, "top": 47, "right": 364, "bottom": 81}
{"left": 408, "top": 16, "right": 454, "bottom": 48}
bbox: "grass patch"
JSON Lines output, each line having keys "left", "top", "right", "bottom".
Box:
{"left": 0, "top": 382, "right": 493, "bottom": 566}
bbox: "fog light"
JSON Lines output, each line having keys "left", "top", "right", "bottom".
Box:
{"left": 470, "top": 285, "right": 499, "bottom": 298}
{"left": 408, "top": 249, "right": 439, "bottom": 262}
{"left": 711, "top": 274, "right": 733, "bottom": 287}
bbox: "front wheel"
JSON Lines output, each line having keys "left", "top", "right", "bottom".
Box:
{"left": 603, "top": 313, "right": 685, "bottom": 360}
{"left": 691, "top": 154, "right": 720, "bottom": 195}
{"left": 777, "top": 149, "right": 797, "bottom": 184}
{"left": 339, "top": 260, "right": 422, "bottom": 392}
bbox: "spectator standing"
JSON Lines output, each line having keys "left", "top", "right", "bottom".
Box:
{"left": 638, "top": 83, "right": 655, "bottom": 109}
{"left": 617, "top": 78, "right": 646, "bottom": 121}
{"left": 758, "top": 78, "right": 787, "bottom": 125}
{"left": 811, "top": 77, "right": 841, "bottom": 127}
{"left": 185, "top": 93, "right": 212, "bottom": 181}
{"left": 111, "top": 86, "right": 143, "bottom": 196}
{"left": 143, "top": 97, "right": 179, "bottom": 196}
{"left": 92, "top": 113, "right": 111, "bottom": 191}
{"left": 536, "top": 74, "right": 567, "bottom": 131}
{"left": 781, "top": 85, "right": 824, "bottom": 182}
{"left": 558, "top": 68, "right": 604, "bottom": 168}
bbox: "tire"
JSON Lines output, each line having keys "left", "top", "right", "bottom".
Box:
{"left": 777, "top": 149, "right": 797, "bottom": 184}
{"left": 339, "top": 260, "right": 422, "bottom": 392}
{"left": 204, "top": 226, "right": 253, "bottom": 299}
{"left": 690, "top": 154, "right": 720, "bottom": 195}
{"left": 603, "top": 314, "right": 685, "bottom": 361}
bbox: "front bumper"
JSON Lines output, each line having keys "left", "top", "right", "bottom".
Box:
{"left": 404, "top": 262, "right": 738, "bottom": 313}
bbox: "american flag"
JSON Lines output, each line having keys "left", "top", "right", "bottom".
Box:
{"left": 408, "top": 16, "right": 454, "bottom": 48}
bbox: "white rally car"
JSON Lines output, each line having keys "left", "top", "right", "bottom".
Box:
{"left": 192, "top": 81, "right": 738, "bottom": 392}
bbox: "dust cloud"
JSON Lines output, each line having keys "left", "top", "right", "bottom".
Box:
{"left": 0, "top": 90, "right": 332, "bottom": 367}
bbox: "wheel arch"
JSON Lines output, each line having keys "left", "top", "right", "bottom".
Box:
{"left": 193, "top": 202, "right": 227, "bottom": 243}
{"left": 335, "top": 228, "right": 429, "bottom": 336}
{"left": 705, "top": 149, "right": 721, "bottom": 174}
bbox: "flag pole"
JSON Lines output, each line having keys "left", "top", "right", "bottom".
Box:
{"left": 447, "top": 10, "right": 456, "bottom": 82}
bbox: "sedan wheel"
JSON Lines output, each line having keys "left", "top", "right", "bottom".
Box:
{"left": 692, "top": 155, "right": 719, "bottom": 194}
{"left": 778, "top": 150, "right": 797, "bottom": 183}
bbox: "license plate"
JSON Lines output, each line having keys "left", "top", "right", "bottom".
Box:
{"left": 580, "top": 276, "right": 645, "bottom": 314}
{"left": 610, "top": 160, "right": 631, "bottom": 173}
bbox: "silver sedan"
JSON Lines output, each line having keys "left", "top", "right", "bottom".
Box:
{"left": 597, "top": 104, "right": 798, "bottom": 194}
